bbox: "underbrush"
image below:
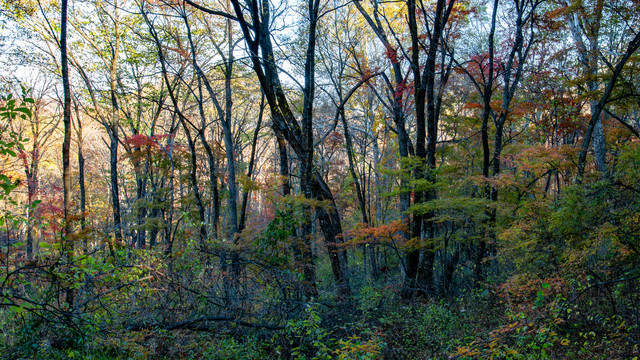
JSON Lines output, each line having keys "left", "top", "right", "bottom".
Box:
{"left": 449, "top": 275, "right": 639, "bottom": 360}
{"left": 2, "top": 265, "right": 639, "bottom": 359}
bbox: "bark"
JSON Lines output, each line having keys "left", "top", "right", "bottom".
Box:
{"left": 23, "top": 132, "right": 41, "bottom": 259}
{"left": 576, "top": 31, "right": 640, "bottom": 183}
{"left": 327, "top": 65, "right": 379, "bottom": 226}
{"left": 222, "top": 52, "right": 239, "bottom": 245}
{"left": 67, "top": 54, "right": 120, "bottom": 247}
{"left": 183, "top": 12, "right": 220, "bottom": 240}
{"left": 61, "top": 0, "right": 74, "bottom": 308}
{"left": 185, "top": 125, "right": 209, "bottom": 251}
{"left": 405, "top": 0, "right": 427, "bottom": 297}
{"left": 143, "top": 8, "right": 209, "bottom": 253}
{"left": 26, "top": 185, "right": 35, "bottom": 259}
{"left": 222, "top": 0, "right": 350, "bottom": 295}
{"left": 454, "top": 0, "right": 534, "bottom": 283}
{"left": 492, "top": 0, "right": 534, "bottom": 178}
{"left": 443, "top": 248, "right": 460, "bottom": 296}
{"left": 371, "top": 114, "right": 383, "bottom": 279}
{"left": 403, "top": 0, "right": 454, "bottom": 298}
{"left": 477, "top": 1, "right": 536, "bottom": 283}
{"left": 296, "top": 0, "right": 321, "bottom": 294}
{"left": 239, "top": 94, "right": 264, "bottom": 232}
{"left": 353, "top": 0, "right": 411, "bottom": 228}
{"left": 567, "top": 1, "right": 607, "bottom": 175}
{"left": 482, "top": 0, "right": 498, "bottom": 180}
{"left": 124, "top": 78, "right": 149, "bottom": 250}
{"left": 135, "top": 175, "right": 146, "bottom": 249}
{"left": 353, "top": 0, "right": 413, "bottom": 287}
{"left": 276, "top": 133, "right": 291, "bottom": 197}
{"left": 475, "top": 0, "right": 499, "bottom": 284}
{"left": 149, "top": 171, "right": 160, "bottom": 249}
{"left": 108, "top": 126, "right": 123, "bottom": 243}
{"left": 340, "top": 109, "right": 368, "bottom": 225}
{"left": 108, "top": 1, "right": 123, "bottom": 244}
{"left": 591, "top": 103, "right": 607, "bottom": 173}
{"left": 73, "top": 102, "right": 87, "bottom": 251}
{"left": 182, "top": 9, "right": 238, "bottom": 244}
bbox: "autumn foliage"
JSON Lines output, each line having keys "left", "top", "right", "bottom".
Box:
{"left": 0, "top": 0, "right": 639, "bottom": 358}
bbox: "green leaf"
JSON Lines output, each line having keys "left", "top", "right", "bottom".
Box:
{"left": 15, "top": 107, "right": 31, "bottom": 117}
{"left": 39, "top": 242, "right": 51, "bottom": 248}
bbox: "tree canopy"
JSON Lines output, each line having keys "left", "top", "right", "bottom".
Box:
{"left": 0, "top": 0, "right": 639, "bottom": 358}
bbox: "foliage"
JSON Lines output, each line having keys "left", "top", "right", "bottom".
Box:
{"left": 0, "top": 91, "right": 32, "bottom": 222}
{"left": 378, "top": 299, "right": 480, "bottom": 358}
{"left": 282, "top": 303, "right": 383, "bottom": 360}
{"left": 1, "top": 0, "right": 640, "bottom": 358}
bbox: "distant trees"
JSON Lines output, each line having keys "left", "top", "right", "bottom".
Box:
{"left": 16, "top": 85, "right": 58, "bottom": 259}
{"left": 1, "top": 2, "right": 640, "bottom": 355}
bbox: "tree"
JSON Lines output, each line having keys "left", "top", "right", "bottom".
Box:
{"left": 198, "top": 0, "right": 353, "bottom": 295}
{"left": 456, "top": 0, "right": 543, "bottom": 281}
{"left": 569, "top": 0, "right": 640, "bottom": 182}
{"left": 353, "top": 0, "right": 458, "bottom": 296}
{"left": 11, "top": 83, "right": 59, "bottom": 259}
{"left": 61, "top": 0, "right": 74, "bottom": 309}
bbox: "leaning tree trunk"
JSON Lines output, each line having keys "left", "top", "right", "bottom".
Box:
{"left": 222, "top": 0, "right": 350, "bottom": 295}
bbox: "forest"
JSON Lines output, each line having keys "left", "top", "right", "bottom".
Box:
{"left": 0, "top": 0, "right": 639, "bottom": 358}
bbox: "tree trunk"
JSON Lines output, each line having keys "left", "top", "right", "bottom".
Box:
{"left": 108, "top": 2, "right": 122, "bottom": 245}
{"left": 74, "top": 104, "right": 87, "bottom": 251}
{"left": 475, "top": 0, "right": 498, "bottom": 284}
{"left": 25, "top": 162, "right": 37, "bottom": 259}
{"left": 224, "top": 0, "right": 350, "bottom": 295}
{"left": 135, "top": 173, "right": 146, "bottom": 249}
{"left": 60, "top": 0, "right": 74, "bottom": 309}
{"left": 403, "top": 0, "right": 452, "bottom": 298}
{"left": 108, "top": 126, "right": 123, "bottom": 244}
{"left": 239, "top": 94, "right": 264, "bottom": 231}
{"left": 340, "top": 109, "right": 368, "bottom": 225}
{"left": 576, "top": 31, "right": 640, "bottom": 183}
